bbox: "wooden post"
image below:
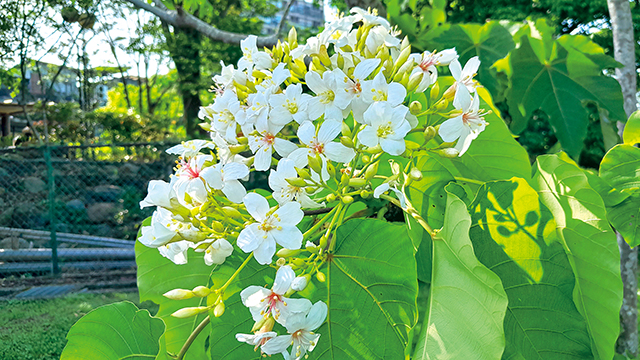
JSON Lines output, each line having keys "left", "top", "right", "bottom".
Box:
{"left": 1, "top": 114, "right": 9, "bottom": 138}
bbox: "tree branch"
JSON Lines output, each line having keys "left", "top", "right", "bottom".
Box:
{"left": 276, "top": 0, "right": 297, "bottom": 38}
{"left": 123, "top": 0, "right": 278, "bottom": 47}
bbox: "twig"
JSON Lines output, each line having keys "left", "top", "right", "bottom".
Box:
{"left": 275, "top": 0, "right": 297, "bottom": 37}
{"left": 303, "top": 206, "right": 334, "bottom": 216}
{"left": 176, "top": 315, "right": 211, "bottom": 360}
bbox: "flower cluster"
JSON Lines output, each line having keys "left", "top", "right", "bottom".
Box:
{"left": 139, "top": 7, "right": 488, "bottom": 359}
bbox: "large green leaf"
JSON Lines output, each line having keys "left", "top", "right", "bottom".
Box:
{"left": 62, "top": 301, "right": 165, "bottom": 360}
{"left": 431, "top": 22, "right": 515, "bottom": 95}
{"left": 599, "top": 144, "right": 640, "bottom": 244}
{"left": 447, "top": 87, "right": 532, "bottom": 182}
{"left": 623, "top": 110, "right": 640, "bottom": 145}
{"left": 136, "top": 241, "right": 212, "bottom": 360}
{"left": 469, "top": 178, "right": 594, "bottom": 359}
{"left": 505, "top": 35, "right": 625, "bottom": 157}
{"left": 312, "top": 219, "right": 418, "bottom": 359}
{"left": 534, "top": 154, "right": 622, "bottom": 360}
{"left": 413, "top": 187, "right": 508, "bottom": 360}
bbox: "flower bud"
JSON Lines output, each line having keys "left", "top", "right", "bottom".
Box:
{"left": 409, "top": 167, "right": 423, "bottom": 181}
{"left": 276, "top": 257, "right": 287, "bottom": 267}
{"left": 407, "top": 72, "right": 424, "bottom": 92}
{"left": 190, "top": 206, "right": 200, "bottom": 217}
{"left": 286, "top": 177, "right": 308, "bottom": 187}
{"left": 409, "top": 101, "right": 423, "bottom": 115}
{"left": 340, "top": 136, "right": 354, "bottom": 148}
{"left": 429, "top": 81, "right": 440, "bottom": 101}
{"left": 288, "top": 26, "right": 297, "bottom": 47}
{"left": 260, "top": 317, "right": 276, "bottom": 333}
{"left": 401, "top": 36, "right": 410, "bottom": 50}
{"left": 438, "top": 148, "right": 460, "bottom": 158}
{"left": 319, "top": 235, "right": 328, "bottom": 248}
{"left": 340, "top": 172, "right": 350, "bottom": 186}
{"left": 306, "top": 241, "right": 319, "bottom": 252}
{"left": 337, "top": 53, "right": 345, "bottom": 69}
{"left": 423, "top": 126, "right": 437, "bottom": 143}
{"left": 229, "top": 144, "right": 248, "bottom": 154}
{"left": 319, "top": 45, "right": 332, "bottom": 66}
{"left": 308, "top": 154, "right": 323, "bottom": 174}
{"left": 326, "top": 162, "right": 336, "bottom": 178}
{"left": 342, "top": 195, "right": 354, "bottom": 204}
{"left": 316, "top": 271, "right": 326, "bottom": 282}
{"left": 171, "top": 306, "right": 209, "bottom": 318}
{"left": 362, "top": 155, "right": 371, "bottom": 163}
{"left": 349, "top": 178, "right": 367, "bottom": 188}
{"left": 305, "top": 186, "right": 316, "bottom": 194}
{"left": 311, "top": 56, "right": 326, "bottom": 71}
{"left": 291, "top": 274, "right": 311, "bottom": 291}
{"left": 213, "top": 302, "right": 225, "bottom": 317}
{"left": 296, "top": 167, "right": 312, "bottom": 180}
{"left": 394, "top": 46, "right": 412, "bottom": 73}
{"left": 187, "top": 287, "right": 208, "bottom": 299}
{"left": 326, "top": 193, "right": 336, "bottom": 202}
{"left": 211, "top": 221, "right": 225, "bottom": 233}
{"left": 198, "top": 122, "right": 211, "bottom": 131}
{"left": 291, "top": 258, "right": 305, "bottom": 267}
{"left": 221, "top": 206, "right": 242, "bottom": 219}
{"left": 360, "top": 190, "right": 372, "bottom": 199}
{"left": 164, "top": 289, "right": 194, "bottom": 300}
{"left": 396, "top": 59, "right": 414, "bottom": 79}
{"left": 276, "top": 248, "right": 302, "bottom": 258}
{"left": 365, "top": 145, "right": 383, "bottom": 154}
{"left": 341, "top": 121, "right": 352, "bottom": 137}
{"left": 251, "top": 317, "right": 267, "bottom": 332}
{"left": 364, "top": 161, "right": 379, "bottom": 181}
{"left": 237, "top": 136, "right": 249, "bottom": 144}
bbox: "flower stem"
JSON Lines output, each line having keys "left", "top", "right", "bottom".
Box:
{"left": 176, "top": 315, "right": 211, "bottom": 360}
{"left": 219, "top": 253, "right": 253, "bottom": 293}
{"left": 303, "top": 206, "right": 338, "bottom": 238}
{"left": 379, "top": 194, "right": 435, "bottom": 237}
{"left": 454, "top": 176, "right": 484, "bottom": 185}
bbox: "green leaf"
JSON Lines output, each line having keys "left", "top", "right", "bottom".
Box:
{"left": 432, "top": 22, "right": 515, "bottom": 95}
{"left": 623, "top": 110, "right": 640, "bottom": 145}
{"left": 136, "top": 232, "right": 212, "bottom": 359}
{"left": 447, "top": 87, "right": 531, "bottom": 182}
{"left": 413, "top": 187, "right": 508, "bottom": 360}
{"left": 533, "top": 154, "right": 622, "bottom": 360}
{"left": 312, "top": 219, "right": 418, "bottom": 359}
{"left": 62, "top": 301, "right": 165, "bottom": 360}
{"left": 506, "top": 36, "right": 625, "bottom": 157}
{"left": 606, "top": 197, "right": 640, "bottom": 246}
{"left": 468, "top": 178, "right": 595, "bottom": 359}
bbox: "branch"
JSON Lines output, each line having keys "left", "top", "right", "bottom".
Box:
{"left": 275, "top": 0, "right": 297, "bottom": 37}
{"left": 123, "top": 0, "right": 278, "bottom": 47}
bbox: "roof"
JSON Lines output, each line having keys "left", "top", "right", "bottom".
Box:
{"left": 0, "top": 103, "right": 35, "bottom": 115}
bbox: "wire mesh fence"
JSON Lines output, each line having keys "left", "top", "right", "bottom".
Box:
{"left": 0, "top": 142, "right": 179, "bottom": 276}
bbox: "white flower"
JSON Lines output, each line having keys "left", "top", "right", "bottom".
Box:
{"left": 336, "top": 58, "right": 380, "bottom": 123}
{"left": 213, "top": 61, "right": 246, "bottom": 90}
{"left": 237, "top": 193, "right": 304, "bottom": 264}
{"left": 256, "top": 63, "right": 291, "bottom": 94}
{"left": 238, "top": 35, "right": 274, "bottom": 70}
{"left": 439, "top": 85, "right": 487, "bottom": 156}
{"left": 240, "top": 265, "right": 312, "bottom": 324}
{"left": 173, "top": 155, "right": 220, "bottom": 207}
{"left": 166, "top": 140, "right": 215, "bottom": 159}
{"left": 269, "top": 83, "right": 313, "bottom": 125}
{"left": 359, "top": 102, "right": 411, "bottom": 155}
{"left": 140, "top": 180, "right": 175, "bottom": 209}
{"left": 374, "top": 182, "right": 406, "bottom": 209}
{"left": 291, "top": 275, "right": 309, "bottom": 291}
{"left": 351, "top": 7, "right": 390, "bottom": 29}
{"left": 248, "top": 120, "right": 298, "bottom": 172}
{"left": 409, "top": 48, "right": 458, "bottom": 92}
{"left": 212, "top": 161, "right": 249, "bottom": 203}
{"left": 139, "top": 207, "right": 179, "bottom": 247}
{"left": 365, "top": 25, "right": 401, "bottom": 53}
{"left": 158, "top": 240, "right": 191, "bottom": 265}
{"left": 269, "top": 158, "right": 322, "bottom": 208}
{"left": 246, "top": 91, "right": 271, "bottom": 131}
{"left": 209, "top": 90, "right": 247, "bottom": 144}
{"left": 450, "top": 56, "right": 480, "bottom": 94}
{"left": 261, "top": 301, "right": 328, "bottom": 360}
{"left": 306, "top": 70, "right": 350, "bottom": 121}
{"left": 288, "top": 121, "right": 355, "bottom": 180}
{"left": 193, "top": 238, "right": 234, "bottom": 266}
{"left": 361, "top": 72, "right": 406, "bottom": 109}
{"left": 236, "top": 331, "right": 278, "bottom": 352}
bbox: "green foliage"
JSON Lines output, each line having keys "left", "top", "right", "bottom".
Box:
{"left": 312, "top": 219, "right": 418, "bottom": 359}
{"left": 623, "top": 110, "right": 640, "bottom": 146}
{"left": 533, "top": 154, "right": 622, "bottom": 360}
{"left": 61, "top": 301, "right": 165, "bottom": 360}
{"left": 413, "top": 188, "right": 508, "bottom": 360}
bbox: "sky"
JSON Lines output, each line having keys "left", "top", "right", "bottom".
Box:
{"left": 30, "top": 0, "right": 333, "bottom": 78}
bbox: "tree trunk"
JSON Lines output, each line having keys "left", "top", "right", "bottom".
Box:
{"left": 163, "top": 23, "right": 205, "bottom": 138}
{"left": 606, "top": 0, "right": 638, "bottom": 357}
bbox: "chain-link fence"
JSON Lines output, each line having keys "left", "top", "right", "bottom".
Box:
{"left": 0, "top": 142, "right": 179, "bottom": 276}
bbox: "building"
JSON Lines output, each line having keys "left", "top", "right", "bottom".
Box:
{"left": 261, "top": 0, "right": 325, "bottom": 34}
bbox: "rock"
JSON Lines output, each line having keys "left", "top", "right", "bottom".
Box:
{"left": 88, "top": 185, "right": 124, "bottom": 202}
{"left": 87, "top": 202, "right": 119, "bottom": 223}
{"left": 0, "top": 237, "right": 31, "bottom": 249}
{"left": 24, "top": 176, "right": 47, "bottom": 193}
{"left": 119, "top": 163, "right": 140, "bottom": 178}
{"left": 66, "top": 199, "right": 85, "bottom": 211}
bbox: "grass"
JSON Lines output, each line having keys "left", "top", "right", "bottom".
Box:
{"left": 0, "top": 292, "right": 154, "bottom": 360}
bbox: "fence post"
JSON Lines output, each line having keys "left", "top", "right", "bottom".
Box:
{"left": 44, "top": 145, "right": 59, "bottom": 275}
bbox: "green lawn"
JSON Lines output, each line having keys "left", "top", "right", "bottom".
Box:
{"left": 0, "top": 292, "right": 155, "bottom": 360}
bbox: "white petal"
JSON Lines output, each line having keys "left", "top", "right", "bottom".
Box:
{"left": 254, "top": 144, "right": 273, "bottom": 171}
{"left": 273, "top": 225, "right": 303, "bottom": 250}
{"left": 324, "top": 142, "right": 356, "bottom": 164}
{"left": 288, "top": 148, "right": 313, "bottom": 168}
{"left": 274, "top": 138, "right": 299, "bottom": 158}
{"left": 244, "top": 193, "right": 270, "bottom": 221}
{"left": 254, "top": 237, "right": 277, "bottom": 265}
{"left": 305, "top": 71, "right": 326, "bottom": 94}
{"left": 297, "top": 121, "right": 316, "bottom": 146}
{"left": 317, "top": 120, "right": 342, "bottom": 143}
{"left": 449, "top": 59, "right": 462, "bottom": 80}
{"left": 380, "top": 138, "right": 406, "bottom": 156}
{"left": 387, "top": 83, "right": 407, "bottom": 107}
{"left": 358, "top": 127, "right": 379, "bottom": 147}
{"left": 354, "top": 58, "right": 380, "bottom": 80}
{"left": 222, "top": 180, "right": 246, "bottom": 203}
{"left": 222, "top": 162, "right": 250, "bottom": 180}
{"left": 261, "top": 335, "right": 293, "bottom": 355}
{"left": 463, "top": 56, "right": 481, "bottom": 76}
{"left": 373, "top": 183, "right": 390, "bottom": 199}
{"left": 439, "top": 116, "right": 464, "bottom": 142}
{"left": 453, "top": 85, "right": 472, "bottom": 111}
{"left": 275, "top": 201, "right": 304, "bottom": 225}
{"left": 237, "top": 223, "right": 263, "bottom": 252}
{"left": 200, "top": 167, "right": 223, "bottom": 190}
{"left": 241, "top": 285, "right": 269, "bottom": 307}
{"left": 304, "top": 301, "right": 328, "bottom": 331}
{"left": 273, "top": 265, "right": 295, "bottom": 294}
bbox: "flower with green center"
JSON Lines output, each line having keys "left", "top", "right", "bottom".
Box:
{"left": 269, "top": 83, "right": 312, "bottom": 125}
{"left": 305, "top": 70, "right": 350, "bottom": 121}
{"left": 361, "top": 72, "right": 406, "bottom": 108}
{"left": 359, "top": 102, "right": 411, "bottom": 156}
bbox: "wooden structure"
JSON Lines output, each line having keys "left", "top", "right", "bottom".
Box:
{"left": 0, "top": 102, "right": 34, "bottom": 138}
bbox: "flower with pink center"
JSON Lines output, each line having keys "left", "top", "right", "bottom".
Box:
{"left": 240, "top": 265, "right": 312, "bottom": 325}
{"left": 450, "top": 56, "right": 480, "bottom": 94}
{"left": 438, "top": 85, "right": 488, "bottom": 156}
{"left": 409, "top": 48, "right": 458, "bottom": 92}
{"left": 235, "top": 331, "right": 277, "bottom": 353}
{"left": 248, "top": 119, "right": 297, "bottom": 171}
{"left": 173, "top": 155, "right": 221, "bottom": 207}
{"left": 335, "top": 58, "right": 380, "bottom": 123}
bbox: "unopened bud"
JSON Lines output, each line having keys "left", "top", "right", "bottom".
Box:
{"left": 430, "top": 81, "right": 440, "bottom": 101}
{"left": 407, "top": 72, "right": 424, "bottom": 92}
{"left": 221, "top": 206, "right": 242, "bottom": 219}
{"left": 306, "top": 241, "right": 319, "bottom": 252}
{"left": 349, "top": 178, "right": 367, "bottom": 187}
{"left": 171, "top": 306, "right": 209, "bottom": 318}
{"left": 409, "top": 101, "right": 422, "bottom": 115}
{"left": 251, "top": 317, "right": 267, "bottom": 332}
{"left": 288, "top": 26, "right": 297, "bottom": 47}
{"left": 364, "top": 161, "right": 379, "bottom": 181}
{"left": 362, "top": 155, "right": 371, "bottom": 163}
{"left": 213, "top": 302, "right": 225, "bottom": 317}
{"left": 276, "top": 248, "right": 302, "bottom": 258}
{"left": 401, "top": 36, "right": 410, "bottom": 50}
{"left": 190, "top": 206, "right": 200, "bottom": 217}
{"left": 237, "top": 136, "right": 249, "bottom": 144}
{"left": 319, "top": 235, "right": 328, "bottom": 248}
{"left": 261, "top": 317, "right": 275, "bottom": 332}
{"left": 296, "top": 167, "right": 312, "bottom": 180}
{"left": 276, "top": 257, "right": 287, "bottom": 267}
{"left": 308, "top": 155, "right": 323, "bottom": 174}
{"left": 396, "top": 59, "right": 414, "bottom": 78}
{"left": 342, "top": 195, "right": 354, "bottom": 204}
{"left": 395, "top": 46, "right": 412, "bottom": 72}
{"left": 198, "top": 122, "right": 211, "bottom": 131}
{"left": 189, "top": 286, "right": 208, "bottom": 298}
{"left": 211, "top": 221, "right": 225, "bottom": 233}
{"left": 423, "top": 126, "right": 437, "bottom": 143}
{"left": 291, "top": 274, "right": 310, "bottom": 291}
{"left": 326, "top": 162, "right": 336, "bottom": 178}
{"left": 442, "top": 85, "right": 456, "bottom": 99}
{"left": 340, "top": 136, "right": 354, "bottom": 148}
{"left": 365, "top": 145, "right": 383, "bottom": 154}
{"left": 229, "top": 144, "right": 248, "bottom": 154}
{"left": 438, "top": 148, "right": 460, "bottom": 158}
{"left": 337, "top": 53, "right": 345, "bottom": 69}
{"left": 291, "top": 258, "right": 305, "bottom": 267}
{"left": 316, "top": 271, "right": 326, "bottom": 282}
{"left": 326, "top": 193, "right": 336, "bottom": 202}
{"left": 319, "top": 45, "right": 332, "bottom": 66}
{"left": 164, "top": 289, "right": 194, "bottom": 300}
{"left": 341, "top": 122, "right": 351, "bottom": 137}
{"left": 409, "top": 167, "right": 423, "bottom": 181}
{"left": 311, "top": 56, "right": 326, "bottom": 71}
{"left": 305, "top": 186, "right": 316, "bottom": 194}
{"left": 286, "top": 177, "right": 308, "bottom": 187}
{"left": 340, "top": 172, "right": 350, "bottom": 186}
{"left": 360, "top": 190, "right": 372, "bottom": 199}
